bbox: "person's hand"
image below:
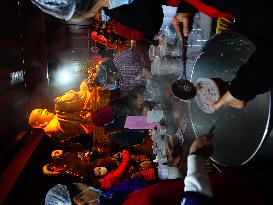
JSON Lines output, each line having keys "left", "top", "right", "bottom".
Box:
{"left": 142, "top": 67, "right": 152, "bottom": 79}
{"left": 213, "top": 91, "right": 246, "bottom": 110}
{"left": 189, "top": 134, "right": 214, "bottom": 158}
{"left": 42, "top": 164, "right": 62, "bottom": 175}
{"left": 165, "top": 136, "right": 183, "bottom": 167}
{"left": 172, "top": 13, "right": 195, "bottom": 40}
{"left": 51, "top": 150, "right": 64, "bottom": 158}
{"left": 167, "top": 153, "right": 182, "bottom": 167}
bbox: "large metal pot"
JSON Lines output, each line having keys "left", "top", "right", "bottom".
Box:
{"left": 189, "top": 32, "right": 273, "bottom": 166}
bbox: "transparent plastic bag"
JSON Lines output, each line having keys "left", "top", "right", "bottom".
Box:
{"left": 151, "top": 56, "right": 181, "bottom": 76}
{"left": 143, "top": 79, "right": 160, "bottom": 102}
{"left": 31, "top": 0, "right": 76, "bottom": 20}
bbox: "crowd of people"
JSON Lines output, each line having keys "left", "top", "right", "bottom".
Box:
{"left": 31, "top": 0, "right": 273, "bottom": 109}
{"left": 28, "top": 0, "right": 273, "bottom": 204}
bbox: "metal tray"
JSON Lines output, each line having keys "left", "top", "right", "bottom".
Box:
{"left": 189, "top": 32, "right": 272, "bottom": 166}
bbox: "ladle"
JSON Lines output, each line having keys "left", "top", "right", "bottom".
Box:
{"left": 172, "top": 37, "right": 196, "bottom": 101}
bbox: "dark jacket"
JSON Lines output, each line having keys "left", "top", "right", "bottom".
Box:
{"left": 178, "top": 0, "right": 273, "bottom": 101}
{"left": 104, "top": 0, "right": 164, "bottom": 39}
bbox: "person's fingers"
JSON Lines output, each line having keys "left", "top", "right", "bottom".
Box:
{"left": 182, "top": 18, "right": 191, "bottom": 37}
{"left": 213, "top": 95, "right": 226, "bottom": 110}
{"left": 172, "top": 17, "right": 183, "bottom": 40}
{"left": 210, "top": 92, "right": 230, "bottom": 110}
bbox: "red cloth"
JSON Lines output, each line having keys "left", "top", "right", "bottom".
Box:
{"left": 185, "top": 0, "right": 233, "bottom": 18}
{"left": 122, "top": 170, "right": 264, "bottom": 205}
{"left": 101, "top": 151, "right": 131, "bottom": 190}
{"left": 90, "top": 31, "right": 116, "bottom": 49}
{"left": 90, "top": 31, "right": 107, "bottom": 46}
{"left": 164, "top": 0, "right": 180, "bottom": 7}
{"left": 101, "top": 151, "right": 156, "bottom": 190}
{"left": 134, "top": 168, "right": 155, "bottom": 181}
{"left": 123, "top": 180, "right": 184, "bottom": 205}
{"left": 109, "top": 19, "right": 145, "bottom": 41}
{"left": 209, "top": 170, "right": 264, "bottom": 205}
{"left": 91, "top": 105, "right": 114, "bottom": 127}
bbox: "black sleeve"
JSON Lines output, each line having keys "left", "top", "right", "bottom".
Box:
{"left": 229, "top": 41, "right": 273, "bottom": 101}
{"left": 177, "top": 1, "right": 198, "bottom": 13}
{"left": 104, "top": 0, "right": 163, "bottom": 39}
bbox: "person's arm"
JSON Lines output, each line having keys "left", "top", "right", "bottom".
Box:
{"left": 54, "top": 90, "right": 87, "bottom": 113}
{"left": 164, "top": 135, "right": 183, "bottom": 179}
{"left": 181, "top": 134, "right": 213, "bottom": 205}
{"left": 185, "top": 157, "right": 211, "bottom": 194}
{"left": 214, "top": 43, "right": 273, "bottom": 109}
{"left": 133, "top": 42, "right": 152, "bottom": 79}
{"left": 108, "top": 19, "right": 145, "bottom": 40}
{"left": 100, "top": 150, "right": 131, "bottom": 189}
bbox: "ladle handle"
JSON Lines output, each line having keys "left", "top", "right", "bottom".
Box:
{"left": 182, "top": 37, "right": 188, "bottom": 79}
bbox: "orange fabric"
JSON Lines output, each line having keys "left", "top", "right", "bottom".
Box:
{"left": 89, "top": 87, "right": 111, "bottom": 144}
{"left": 90, "top": 31, "right": 116, "bottom": 49}
{"left": 186, "top": 0, "right": 233, "bottom": 18}
{"left": 90, "top": 31, "right": 107, "bottom": 46}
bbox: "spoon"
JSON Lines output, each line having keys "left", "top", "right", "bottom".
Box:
{"left": 172, "top": 37, "right": 196, "bottom": 101}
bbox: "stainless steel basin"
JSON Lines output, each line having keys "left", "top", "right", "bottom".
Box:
{"left": 189, "top": 32, "right": 272, "bottom": 166}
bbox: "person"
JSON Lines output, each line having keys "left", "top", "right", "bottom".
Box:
{"left": 44, "top": 150, "right": 155, "bottom": 205}
{"left": 123, "top": 133, "right": 266, "bottom": 205}
{"left": 42, "top": 143, "right": 111, "bottom": 178}
{"left": 92, "top": 150, "right": 155, "bottom": 190}
{"left": 172, "top": 0, "right": 273, "bottom": 110}
{"left": 43, "top": 145, "right": 93, "bottom": 178}
{"left": 122, "top": 134, "right": 213, "bottom": 205}
{"left": 93, "top": 42, "right": 151, "bottom": 97}
{"left": 30, "top": 0, "right": 163, "bottom": 41}
{"left": 29, "top": 80, "right": 113, "bottom": 142}
{"left": 45, "top": 178, "right": 149, "bottom": 205}
{"left": 45, "top": 183, "right": 100, "bottom": 205}
{"left": 30, "top": 0, "right": 115, "bottom": 21}
{"left": 181, "top": 134, "right": 213, "bottom": 204}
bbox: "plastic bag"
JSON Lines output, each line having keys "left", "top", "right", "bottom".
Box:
{"left": 31, "top": 0, "right": 77, "bottom": 20}
{"left": 143, "top": 79, "right": 160, "bottom": 102}
{"left": 151, "top": 56, "right": 181, "bottom": 76}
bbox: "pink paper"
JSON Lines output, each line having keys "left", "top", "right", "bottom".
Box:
{"left": 124, "top": 116, "right": 156, "bottom": 129}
